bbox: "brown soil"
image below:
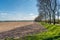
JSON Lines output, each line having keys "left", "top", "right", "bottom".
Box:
{"left": 0, "top": 22, "right": 33, "bottom": 32}
{"left": 0, "top": 22, "right": 46, "bottom": 39}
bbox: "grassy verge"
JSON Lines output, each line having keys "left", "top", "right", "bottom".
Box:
{"left": 5, "top": 22, "right": 60, "bottom": 40}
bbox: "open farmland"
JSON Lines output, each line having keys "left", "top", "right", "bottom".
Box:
{"left": 0, "top": 22, "right": 34, "bottom": 33}
{"left": 0, "top": 22, "right": 45, "bottom": 39}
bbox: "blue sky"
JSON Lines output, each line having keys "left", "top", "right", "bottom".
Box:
{"left": 0, "top": 0, "right": 38, "bottom": 21}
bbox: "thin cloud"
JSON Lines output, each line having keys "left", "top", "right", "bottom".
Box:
{"left": 0, "top": 13, "right": 8, "bottom": 16}
{"left": 0, "top": 12, "right": 38, "bottom": 20}
{"left": 29, "top": 13, "right": 34, "bottom": 16}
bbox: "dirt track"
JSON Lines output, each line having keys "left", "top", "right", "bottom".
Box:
{"left": 0, "top": 22, "right": 46, "bottom": 39}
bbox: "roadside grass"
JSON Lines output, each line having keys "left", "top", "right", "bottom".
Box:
{"left": 5, "top": 22, "right": 60, "bottom": 40}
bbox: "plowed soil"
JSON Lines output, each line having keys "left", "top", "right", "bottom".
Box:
{"left": 0, "top": 22, "right": 46, "bottom": 39}
{"left": 0, "top": 22, "right": 33, "bottom": 32}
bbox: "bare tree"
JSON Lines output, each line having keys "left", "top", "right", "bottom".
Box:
{"left": 51, "top": 0, "right": 57, "bottom": 24}
{"left": 35, "top": 12, "right": 44, "bottom": 22}
{"left": 37, "top": 0, "right": 57, "bottom": 24}
{"left": 57, "top": 5, "right": 60, "bottom": 23}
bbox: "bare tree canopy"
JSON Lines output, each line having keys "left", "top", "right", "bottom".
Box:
{"left": 35, "top": 0, "right": 60, "bottom": 24}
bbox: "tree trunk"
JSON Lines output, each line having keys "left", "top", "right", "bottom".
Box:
{"left": 58, "top": 12, "right": 59, "bottom": 24}
{"left": 49, "top": 13, "right": 51, "bottom": 24}
{"left": 53, "top": 10, "right": 55, "bottom": 25}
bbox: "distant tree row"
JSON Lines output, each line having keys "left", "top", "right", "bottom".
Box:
{"left": 35, "top": 0, "right": 60, "bottom": 24}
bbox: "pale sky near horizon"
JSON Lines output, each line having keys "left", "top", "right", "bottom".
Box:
{"left": 0, "top": 0, "right": 38, "bottom": 21}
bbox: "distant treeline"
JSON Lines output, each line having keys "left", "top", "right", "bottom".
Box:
{"left": 0, "top": 20, "right": 33, "bottom": 22}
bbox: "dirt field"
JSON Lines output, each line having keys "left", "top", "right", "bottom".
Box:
{"left": 0, "top": 22, "right": 33, "bottom": 32}
{"left": 0, "top": 22, "right": 46, "bottom": 39}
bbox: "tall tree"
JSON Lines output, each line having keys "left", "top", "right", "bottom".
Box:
{"left": 57, "top": 5, "right": 60, "bottom": 23}
{"left": 37, "top": 0, "right": 57, "bottom": 24}
{"left": 51, "top": 0, "right": 57, "bottom": 24}
{"left": 37, "top": 0, "right": 52, "bottom": 24}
